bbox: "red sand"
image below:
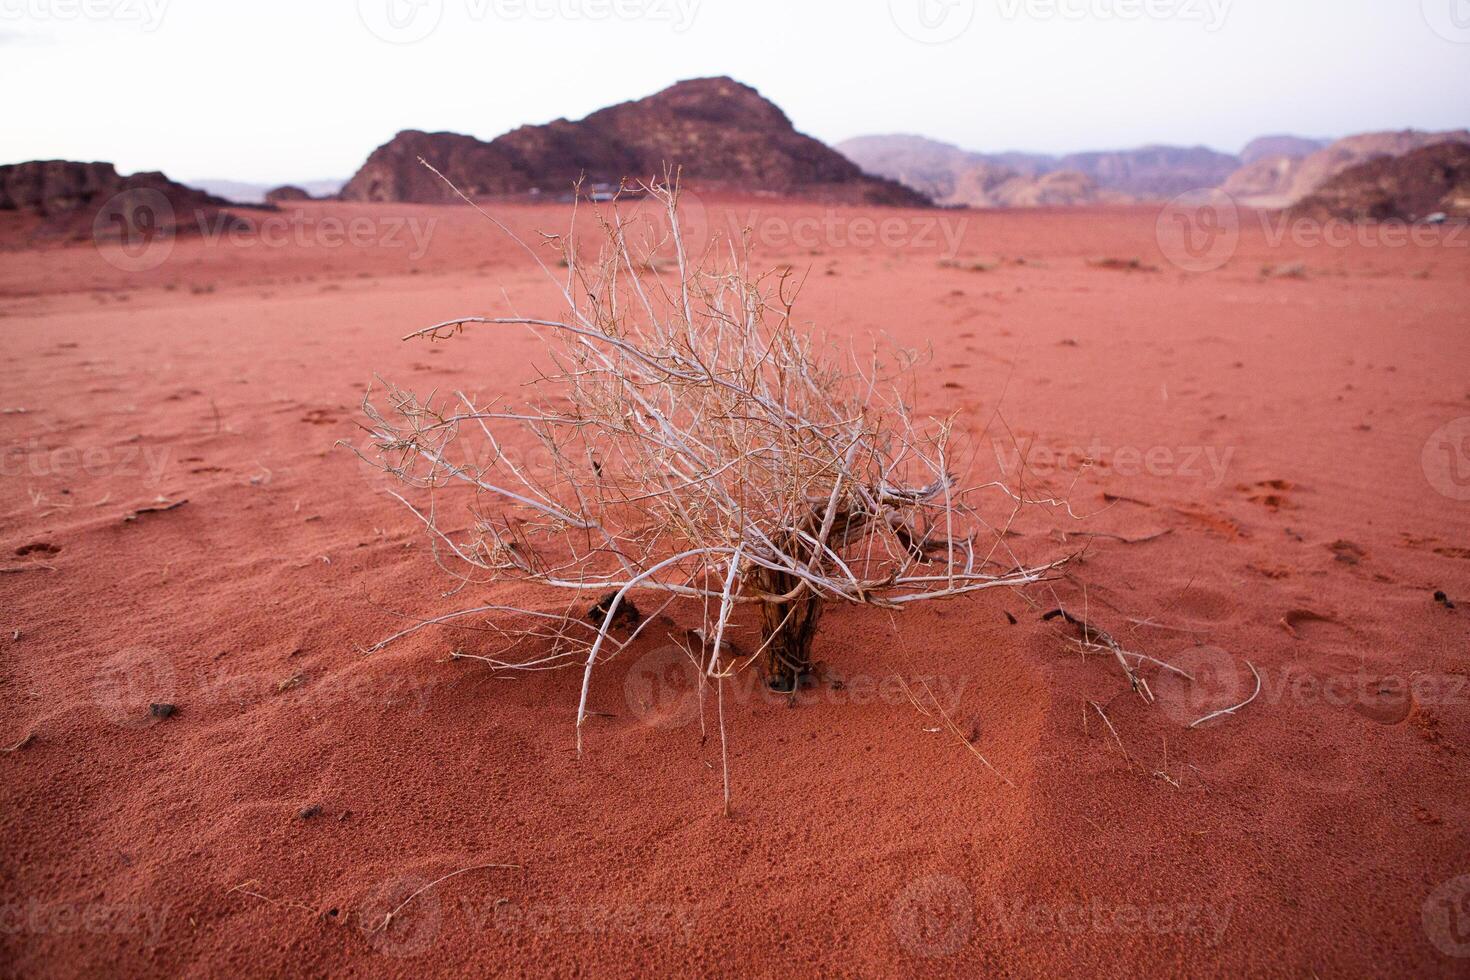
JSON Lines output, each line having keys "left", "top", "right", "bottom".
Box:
{"left": 2, "top": 200, "right": 1468, "bottom": 977}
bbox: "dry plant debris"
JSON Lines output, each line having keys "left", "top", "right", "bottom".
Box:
{"left": 352, "top": 171, "right": 1067, "bottom": 772}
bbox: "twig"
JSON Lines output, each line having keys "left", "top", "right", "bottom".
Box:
{"left": 1065, "top": 529, "right": 1172, "bottom": 544}
{"left": 372, "top": 863, "right": 521, "bottom": 933}
{"left": 227, "top": 881, "right": 315, "bottom": 915}
{"left": 2, "top": 733, "right": 36, "bottom": 752}
{"left": 1188, "top": 661, "right": 1262, "bottom": 728}
{"left": 899, "top": 677, "right": 1014, "bottom": 788}
{"left": 124, "top": 498, "right": 188, "bottom": 522}
{"left": 1087, "top": 699, "right": 1136, "bottom": 768}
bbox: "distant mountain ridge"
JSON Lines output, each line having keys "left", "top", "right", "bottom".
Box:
{"left": 1240, "top": 135, "right": 1329, "bottom": 166}
{"left": 338, "top": 77, "right": 927, "bottom": 208}
{"left": 184, "top": 178, "right": 346, "bottom": 205}
{"left": 837, "top": 134, "right": 1239, "bottom": 206}
{"left": 840, "top": 129, "right": 1470, "bottom": 211}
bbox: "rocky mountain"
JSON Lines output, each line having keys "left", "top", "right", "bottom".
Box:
{"left": 264, "top": 185, "right": 312, "bottom": 204}
{"left": 1221, "top": 154, "right": 1305, "bottom": 206}
{"left": 1051, "top": 145, "right": 1241, "bottom": 198}
{"left": 833, "top": 134, "right": 992, "bottom": 204}
{"left": 340, "top": 77, "right": 927, "bottom": 208}
{"left": 945, "top": 160, "right": 1029, "bottom": 207}
{"left": 840, "top": 134, "right": 1242, "bottom": 204}
{"left": 992, "top": 170, "right": 1126, "bottom": 207}
{"left": 1291, "top": 142, "right": 1470, "bottom": 222}
{"left": 1225, "top": 129, "right": 1470, "bottom": 209}
{"left": 835, "top": 135, "right": 1126, "bottom": 207}
{"left": 1240, "top": 135, "right": 1328, "bottom": 166}
{"left": 0, "top": 159, "right": 249, "bottom": 240}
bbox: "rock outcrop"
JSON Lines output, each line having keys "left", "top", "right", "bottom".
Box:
{"left": 0, "top": 160, "right": 248, "bottom": 240}
{"left": 264, "top": 185, "right": 312, "bottom": 204}
{"left": 1290, "top": 142, "right": 1470, "bottom": 222}
{"left": 1224, "top": 129, "right": 1470, "bottom": 209}
{"left": 340, "top": 77, "right": 928, "bottom": 207}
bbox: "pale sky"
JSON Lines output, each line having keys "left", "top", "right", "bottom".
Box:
{"left": 2, "top": 0, "right": 1467, "bottom": 184}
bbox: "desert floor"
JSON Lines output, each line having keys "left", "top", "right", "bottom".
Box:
{"left": 2, "top": 199, "right": 1468, "bottom": 977}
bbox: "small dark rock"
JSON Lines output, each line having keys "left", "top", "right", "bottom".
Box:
{"left": 587, "top": 592, "right": 642, "bottom": 630}
{"left": 149, "top": 703, "right": 177, "bottom": 719}
{"left": 298, "top": 804, "right": 323, "bottom": 820}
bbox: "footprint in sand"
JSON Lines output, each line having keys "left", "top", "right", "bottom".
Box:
{"left": 1172, "top": 507, "right": 1247, "bottom": 539}
{"left": 1239, "top": 478, "right": 1294, "bottom": 510}
{"left": 1347, "top": 676, "right": 1414, "bottom": 725}
{"left": 1280, "top": 610, "right": 1413, "bottom": 726}
{"left": 1167, "top": 584, "right": 1235, "bottom": 624}
{"left": 1280, "top": 608, "right": 1346, "bottom": 640}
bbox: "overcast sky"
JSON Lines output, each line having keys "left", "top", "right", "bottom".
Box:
{"left": 2, "top": 0, "right": 1467, "bottom": 183}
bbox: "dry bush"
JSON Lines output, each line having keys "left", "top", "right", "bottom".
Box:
{"left": 353, "top": 176, "right": 1065, "bottom": 767}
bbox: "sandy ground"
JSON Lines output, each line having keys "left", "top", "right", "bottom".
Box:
{"left": 1, "top": 199, "right": 1468, "bottom": 977}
